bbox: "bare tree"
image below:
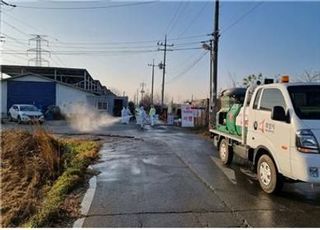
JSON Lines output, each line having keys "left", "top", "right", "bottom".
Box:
{"left": 152, "top": 93, "right": 170, "bottom": 105}
{"left": 299, "top": 70, "right": 320, "bottom": 82}
{"left": 242, "top": 73, "right": 263, "bottom": 87}
{"left": 228, "top": 72, "right": 241, "bottom": 87}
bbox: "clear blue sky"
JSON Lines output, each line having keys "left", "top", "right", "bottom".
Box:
{"left": 1, "top": 1, "right": 319, "bottom": 103}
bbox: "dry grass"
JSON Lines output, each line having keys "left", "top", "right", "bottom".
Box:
{"left": 0, "top": 129, "right": 62, "bottom": 227}
{"left": 0, "top": 128, "right": 100, "bottom": 227}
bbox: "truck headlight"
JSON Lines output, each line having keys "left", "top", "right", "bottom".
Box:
{"left": 296, "top": 129, "right": 319, "bottom": 154}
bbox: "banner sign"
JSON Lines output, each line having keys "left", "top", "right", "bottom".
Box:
{"left": 181, "top": 105, "right": 194, "bottom": 127}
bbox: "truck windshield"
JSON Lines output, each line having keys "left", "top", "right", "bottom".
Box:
{"left": 288, "top": 85, "right": 320, "bottom": 120}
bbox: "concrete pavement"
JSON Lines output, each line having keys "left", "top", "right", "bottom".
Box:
{"left": 83, "top": 136, "right": 243, "bottom": 227}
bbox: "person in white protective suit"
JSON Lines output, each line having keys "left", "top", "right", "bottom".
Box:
{"left": 149, "top": 105, "right": 156, "bottom": 127}
{"left": 139, "top": 106, "right": 147, "bottom": 129}
{"left": 121, "top": 107, "right": 127, "bottom": 124}
{"left": 125, "top": 107, "right": 132, "bottom": 124}
{"left": 136, "top": 107, "right": 141, "bottom": 126}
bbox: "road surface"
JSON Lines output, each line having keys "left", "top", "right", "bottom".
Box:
{"left": 81, "top": 123, "right": 320, "bottom": 227}
{"left": 2, "top": 120, "right": 320, "bottom": 227}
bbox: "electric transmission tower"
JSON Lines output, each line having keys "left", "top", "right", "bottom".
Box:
{"left": 27, "top": 34, "right": 50, "bottom": 66}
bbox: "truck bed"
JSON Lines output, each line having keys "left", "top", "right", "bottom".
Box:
{"left": 209, "top": 128, "right": 243, "bottom": 143}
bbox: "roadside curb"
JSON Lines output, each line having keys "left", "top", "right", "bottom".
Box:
{"left": 73, "top": 166, "right": 97, "bottom": 228}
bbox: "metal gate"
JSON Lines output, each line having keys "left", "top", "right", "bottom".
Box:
{"left": 7, "top": 81, "right": 56, "bottom": 112}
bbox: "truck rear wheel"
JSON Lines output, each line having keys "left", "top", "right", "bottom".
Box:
{"left": 257, "top": 154, "right": 283, "bottom": 194}
{"left": 219, "top": 139, "right": 233, "bottom": 165}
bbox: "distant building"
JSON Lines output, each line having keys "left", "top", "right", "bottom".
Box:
{"left": 0, "top": 65, "right": 128, "bottom": 117}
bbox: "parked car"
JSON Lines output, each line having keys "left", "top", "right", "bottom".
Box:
{"left": 8, "top": 104, "right": 44, "bottom": 124}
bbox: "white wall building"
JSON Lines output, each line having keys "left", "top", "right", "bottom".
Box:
{"left": 0, "top": 74, "right": 104, "bottom": 117}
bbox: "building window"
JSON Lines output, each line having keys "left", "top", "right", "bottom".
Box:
{"left": 98, "top": 102, "right": 108, "bottom": 110}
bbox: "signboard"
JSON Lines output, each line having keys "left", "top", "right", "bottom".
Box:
{"left": 181, "top": 105, "right": 194, "bottom": 127}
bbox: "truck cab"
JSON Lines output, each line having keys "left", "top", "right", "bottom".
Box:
{"left": 211, "top": 79, "right": 320, "bottom": 193}
{"left": 247, "top": 82, "right": 320, "bottom": 192}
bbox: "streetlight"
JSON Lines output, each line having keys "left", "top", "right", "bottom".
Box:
{"left": 201, "top": 40, "right": 213, "bottom": 110}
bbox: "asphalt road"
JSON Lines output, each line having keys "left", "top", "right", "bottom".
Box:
{"left": 2, "top": 120, "right": 320, "bottom": 227}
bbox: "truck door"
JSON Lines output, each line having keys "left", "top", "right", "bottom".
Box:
{"left": 251, "top": 88, "right": 291, "bottom": 176}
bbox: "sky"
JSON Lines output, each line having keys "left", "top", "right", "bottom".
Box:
{"left": 1, "top": 0, "right": 319, "bottom": 103}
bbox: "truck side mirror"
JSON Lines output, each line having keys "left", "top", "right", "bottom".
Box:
{"left": 271, "top": 106, "right": 287, "bottom": 122}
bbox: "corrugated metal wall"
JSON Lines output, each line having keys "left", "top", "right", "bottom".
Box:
{"left": 7, "top": 81, "right": 56, "bottom": 112}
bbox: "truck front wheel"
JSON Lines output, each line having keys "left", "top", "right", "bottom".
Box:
{"left": 257, "top": 154, "right": 283, "bottom": 194}
{"left": 219, "top": 139, "right": 233, "bottom": 165}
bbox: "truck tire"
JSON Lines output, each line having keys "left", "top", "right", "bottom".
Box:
{"left": 257, "top": 154, "right": 283, "bottom": 194}
{"left": 219, "top": 139, "right": 233, "bottom": 165}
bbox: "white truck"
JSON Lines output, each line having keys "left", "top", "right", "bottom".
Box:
{"left": 210, "top": 77, "right": 320, "bottom": 193}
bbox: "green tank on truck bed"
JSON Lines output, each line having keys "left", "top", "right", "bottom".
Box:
{"left": 216, "top": 88, "right": 246, "bottom": 136}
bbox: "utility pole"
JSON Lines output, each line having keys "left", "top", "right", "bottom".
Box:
{"left": 148, "top": 59, "right": 156, "bottom": 105}
{"left": 201, "top": 39, "right": 213, "bottom": 106}
{"left": 157, "top": 34, "right": 174, "bottom": 109}
{"left": 136, "top": 89, "right": 139, "bottom": 105}
{"left": 27, "top": 34, "right": 50, "bottom": 66}
{"left": 211, "top": 0, "right": 220, "bottom": 127}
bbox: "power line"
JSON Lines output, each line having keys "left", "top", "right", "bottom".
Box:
{"left": 2, "top": 49, "right": 160, "bottom": 56}
{"left": 172, "top": 47, "right": 202, "bottom": 51}
{"left": 13, "top": 1, "right": 157, "bottom": 10}
{"left": 2, "top": 10, "right": 49, "bottom": 35}
{"left": 2, "top": 32, "right": 208, "bottom": 46}
{"left": 1, "top": 33, "right": 28, "bottom": 46}
{"left": 2, "top": 46, "right": 201, "bottom": 55}
{"left": 221, "top": 1, "right": 264, "bottom": 34}
{"left": 1, "top": 12, "right": 68, "bottom": 67}
{"left": 165, "top": 2, "right": 184, "bottom": 34}
{"left": 1, "top": 48, "right": 27, "bottom": 61}
{"left": 0, "top": 0, "right": 16, "bottom": 7}
{"left": 50, "top": 54, "right": 65, "bottom": 67}
{"left": 167, "top": 51, "right": 208, "bottom": 84}
{"left": 166, "top": 1, "right": 189, "bottom": 35}
{"left": 176, "top": 2, "right": 209, "bottom": 39}
{"left": 4, "top": 37, "right": 202, "bottom": 49}
{"left": 168, "top": 34, "right": 208, "bottom": 41}
{"left": 2, "top": 20, "right": 30, "bottom": 37}
{"left": 52, "top": 34, "right": 208, "bottom": 45}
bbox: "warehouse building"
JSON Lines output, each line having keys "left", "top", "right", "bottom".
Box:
{"left": 0, "top": 65, "right": 128, "bottom": 117}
